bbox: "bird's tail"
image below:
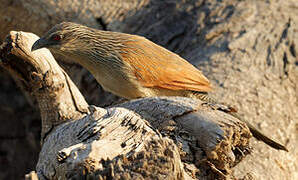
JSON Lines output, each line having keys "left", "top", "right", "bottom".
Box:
{"left": 229, "top": 111, "right": 288, "bottom": 152}
{"left": 192, "top": 92, "right": 288, "bottom": 151}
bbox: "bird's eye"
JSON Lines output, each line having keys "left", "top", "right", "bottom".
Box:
{"left": 52, "top": 34, "right": 62, "bottom": 41}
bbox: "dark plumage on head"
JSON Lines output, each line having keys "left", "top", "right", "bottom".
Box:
{"left": 31, "top": 22, "right": 132, "bottom": 60}
{"left": 32, "top": 22, "right": 90, "bottom": 52}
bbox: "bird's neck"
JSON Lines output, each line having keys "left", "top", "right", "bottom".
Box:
{"left": 54, "top": 43, "right": 124, "bottom": 80}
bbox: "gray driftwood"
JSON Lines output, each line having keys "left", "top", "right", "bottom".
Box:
{"left": 1, "top": 31, "right": 251, "bottom": 179}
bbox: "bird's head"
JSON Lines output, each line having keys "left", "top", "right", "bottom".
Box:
{"left": 31, "top": 22, "right": 92, "bottom": 53}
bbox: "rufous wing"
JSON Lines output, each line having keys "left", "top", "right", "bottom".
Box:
{"left": 120, "top": 36, "right": 212, "bottom": 92}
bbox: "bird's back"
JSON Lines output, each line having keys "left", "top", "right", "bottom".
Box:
{"left": 116, "top": 34, "right": 212, "bottom": 97}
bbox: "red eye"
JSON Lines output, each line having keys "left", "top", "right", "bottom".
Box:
{"left": 52, "top": 35, "right": 61, "bottom": 41}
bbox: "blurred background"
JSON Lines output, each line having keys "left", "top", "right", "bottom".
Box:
{"left": 0, "top": 0, "right": 297, "bottom": 179}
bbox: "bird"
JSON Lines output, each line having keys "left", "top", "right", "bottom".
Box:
{"left": 31, "top": 22, "right": 288, "bottom": 151}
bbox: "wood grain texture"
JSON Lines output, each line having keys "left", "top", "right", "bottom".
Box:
{"left": 0, "top": 31, "right": 89, "bottom": 141}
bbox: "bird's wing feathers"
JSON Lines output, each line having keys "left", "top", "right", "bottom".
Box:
{"left": 120, "top": 36, "right": 212, "bottom": 92}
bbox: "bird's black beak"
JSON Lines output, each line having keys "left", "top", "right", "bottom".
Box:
{"left": 31, "top": 38, "right": 47, "bottom": 51}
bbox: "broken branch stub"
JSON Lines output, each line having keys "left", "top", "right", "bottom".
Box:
{"left": 0, "top": 31, "right": 89, "bottom": 141}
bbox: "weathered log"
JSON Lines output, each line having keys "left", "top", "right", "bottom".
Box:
{"left": 0, "top": 31, "right": 252, "bottom": 179}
